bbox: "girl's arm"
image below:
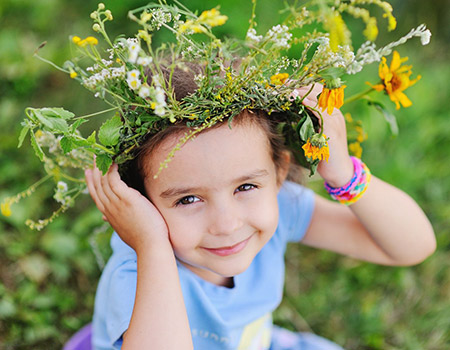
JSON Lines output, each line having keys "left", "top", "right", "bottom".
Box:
{"left": 297, "top": 85, "right": 436, "bottom": 266}
{"left": 85, "top": 164, "right": 193, "bottom": 350}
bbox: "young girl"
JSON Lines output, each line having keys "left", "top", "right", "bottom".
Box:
{"left": 85, "top": 81, "right": 435, "bottom": 350}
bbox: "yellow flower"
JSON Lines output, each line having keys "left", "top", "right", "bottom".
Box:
{"left": 270, "top": 73, "right": 289, "bottom": 85}
{"left": 370, "top": 51, "right": 421, "bottom": 109}
{"left": 384, "top": 13, "right": 397, "bottom": 31}
{"left": 85, "top": 36, "right": 98, "bottom": 45}
{"left": 302, "top": 134, "right": 329, "bottom": 162}
{"left": 179, "top": 20, "right": 206, "bottom": 34}
{"left": 349, "top": 142, "right": 363, "bottom": 158}
{"left": 324, "top": 12, "right": 351, "bottom": 52}
{"left": 70, "top": 71, "right": 78, "bottom": 79}
{"left": 363, "top": 18, "right": 378, "bottom": 41}
{"left": 318, "top": 85, "right": 346, "bottom": 115}
{"left": 179, "top": 8, "right": 227, "bottom": 34}
{"left": 72, "top": 36, "right": 81, "bottom": 44}
{"left": 198, "top": 8, "right": 228, "bottom": 27}
{"left": 1, "top": 201, "right": 12, "bottom": 217}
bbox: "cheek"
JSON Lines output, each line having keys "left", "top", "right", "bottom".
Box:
{"left": 162, "top": 211, "right": 204, "bottom": 251}
{"left": 248, "top": 191, "right": 280, "bottom": 234}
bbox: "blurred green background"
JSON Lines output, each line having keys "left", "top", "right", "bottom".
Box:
{"left": 0, "top": 0, "right": 448, "bottom": 349}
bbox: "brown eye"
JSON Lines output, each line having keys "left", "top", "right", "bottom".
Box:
{"left": 176, "top": 195, "right": 199, "bottom": 206}
{"left": 235, "top": 184, "right": 256, "bottom": 193}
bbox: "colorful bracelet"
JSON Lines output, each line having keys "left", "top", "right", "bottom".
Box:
{"left": 324, "top": 156, "right": 372, "bottom": 205}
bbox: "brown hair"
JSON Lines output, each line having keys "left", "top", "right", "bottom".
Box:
{"left": 120, "top": 64, "right": 303, "bottom": 197}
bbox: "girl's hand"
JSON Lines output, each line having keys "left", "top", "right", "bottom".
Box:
{"left": 85, "top": 163, "right": 169, "bottom": 253}
{"left": 294, "top": 84, "right": 354, "bottom": 187}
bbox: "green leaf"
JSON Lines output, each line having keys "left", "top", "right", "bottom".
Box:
{"left": 30, "top": 108, "right": 70, "bottom": 133}
{"left": 60, "top": 136, "right": 75, "bottom": 154}
{"left": 368, "top": 101, "right": 399, "bottom": 136}
{"left": 318, "top": 67, "right": 346, "bottom": 80}
{"left": 29, "top": 131, "right": 44, "bottom": 161}
{"left": 70, "top": 118, "right": 87, "bottom": 132}
{"left": 41, "top": 107, "right": 75, "bottom": 120}
{"left": 87, "top": 131, "right": 96, "bottom": 144}
{"left": 98, "top": 115, "right": 123, "bottom": 147}
{"left": 299, "top": 116, "right": 315, "bottom": 141}
{"left": 18, "top": 126, "right": 30, "bottom": 148}
{"left": 95, "top": 153, "right": 113, "bottom": 175}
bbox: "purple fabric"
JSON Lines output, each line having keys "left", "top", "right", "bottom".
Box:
{"left": 63, "top": 323, "right": 92, "bottom": 350}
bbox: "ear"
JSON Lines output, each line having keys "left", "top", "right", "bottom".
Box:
{"left": 276, "top": 150, "right": 291, "bottom": 188}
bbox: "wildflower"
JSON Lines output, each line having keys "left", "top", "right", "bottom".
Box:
{"left": 349, "top": 142, "right": 363, "bottom": 158}
{"left": 384, "top": 13, "right": 397, "bottom": 31}
{"left": 179, "top": 20, "right": 206, "bottom": 34}
{"left": 302, "top": 134, "right": 329, "bottom": 162}
{"left": 324, "top": 12, "right": 351, "bottom": 52}
{"left": 85, "top": 36, "right": 98, "bottom": 45}
{"left": 364, "top": 18, "right": 378, "bottom": 41}
{"left": 369, "top": 51, "right": 421, "bottom": 109}
{"left": 198, "top": 8, "right": 228, "bottom": 27}
{"left": 138, "top": 84, "right": 150, "bottom": 98}
{"left": 127, "top": 39, "right": 141, "bottom": 63}
{"left": 420, "top": 29, "right": 432, "bottom": 45}
{"left": 318, "top": 85, "right": 346, "bottom": 115}
{"left": 70, "top": 71, "right": 78, "bottom": 79}
{"left": 72, "top": 36, "right": 81, "bottom": 45}
{"left": 246, "top": 28, "right": 263, "bottom": 43}
{"left": 126, "top": 69, "right": 141, "bottom": 90}
{"left": 266, "top": 24, "right": 292, "bottom": 49}
{"left": 1, "top": 201, "right": 12, "bottom": 217}
{"left": 141, "top": 11, "right": 152, "bottom": 23}
{"left": 137, "top": 56, "right": 153, "bottom": 66}
{"left": 270, "top": 73, "right": 289, "bottom": 85}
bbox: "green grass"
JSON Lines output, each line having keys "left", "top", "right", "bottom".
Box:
{"left": 0, "top": 0, "right": 449, "bottom": 349}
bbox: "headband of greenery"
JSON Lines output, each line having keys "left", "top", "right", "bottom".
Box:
{"left": 2, "top": 0, "right": 431, "bottom": 230}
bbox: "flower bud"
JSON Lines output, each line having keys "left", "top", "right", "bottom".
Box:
{"left": 93, "top": 23, "right": 101, "bottom": 32}
{"left": 98, "top": 3, "right": 105, "bottom": 10}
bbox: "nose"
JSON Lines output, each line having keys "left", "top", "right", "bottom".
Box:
{"left": 207, "top": 199, "right": 243, "bottom": 236}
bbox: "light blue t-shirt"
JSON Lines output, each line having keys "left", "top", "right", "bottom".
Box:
{"left": 92, "top": 181, "right": 315, "bottom": 350}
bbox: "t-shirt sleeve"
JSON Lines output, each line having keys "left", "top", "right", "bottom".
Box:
{"left": 102, "top": 254, "right": 138, "bottom": 349}
{"left": 277, "top": 181, "right": 315, "bottom": 243}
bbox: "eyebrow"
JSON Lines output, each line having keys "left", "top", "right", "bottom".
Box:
{"left": 159, "top": 169, "right": 270, "bottom": 199}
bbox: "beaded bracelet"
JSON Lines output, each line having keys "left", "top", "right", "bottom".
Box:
{"left": 324, "top": 156, "right": 372, "bottom": 205}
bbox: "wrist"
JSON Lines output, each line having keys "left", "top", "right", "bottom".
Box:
{"left": 134, "top": 235, "right": 173, "bottom": 257}
{"left": 324, "top": 157, "right": 372, "bottom": 205}
{"left": 322, "top": 156, "right": 354, "bottom": 188}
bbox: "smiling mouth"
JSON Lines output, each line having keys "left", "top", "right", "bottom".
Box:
{"left": 202, "top": 236, "right": 253, "bottom": 257}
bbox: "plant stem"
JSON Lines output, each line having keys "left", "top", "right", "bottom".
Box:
{"left": 344, "top": 87, "right": 375, "bottom": 105}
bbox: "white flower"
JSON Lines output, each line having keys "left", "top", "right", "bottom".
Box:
{"left": 153, "top": 86, "right": 167, "bottom": 116}
{"left": 137, "top": 56, "right": 153, "bottom": 66}
{"left": 57, "top": 181, "right": 68, "bottom": 192}
{"left": 127, "top": 69, "right": 141, "bottom": 90}
{"left": 127, "top": 39, "right": 141, "bottom": 63}
{"left": 420, "top": 29, "right": 431, "bottom": 45}
{"left": 138, "top": 84, "right": 151, "bottom": 98}
{"left": 246, "top": 28, "right": 263, "bottom": 43}
{"left": 266, "top": 25, "right": 292, "bottom": 49}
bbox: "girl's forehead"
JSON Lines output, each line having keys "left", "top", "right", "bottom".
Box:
{"left": 146, "top": 122, "right": 275, "bottom": 186}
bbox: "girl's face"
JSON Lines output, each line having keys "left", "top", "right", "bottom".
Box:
{"left": 144, "top": 121, "right": 285, "bottom": 286}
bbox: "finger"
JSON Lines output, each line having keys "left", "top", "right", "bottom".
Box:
{"left": 294, "top": 83, "right": 323, "bottom": 100}
{"left": 85, "top": 168, "right": 106, "bottom": 213}
{"left": 91, "top": 164, "right": 112, "bottom": 210}
{"left": 100, "top": 164, "right": 121, "bottom": 204}
{"left": 107, "top": 163, "right": 135, "bottom": 200}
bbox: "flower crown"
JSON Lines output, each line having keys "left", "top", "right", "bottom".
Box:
{"left": 2, "top": 0, "right": 431, "bottom": 229}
